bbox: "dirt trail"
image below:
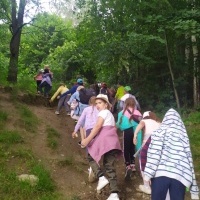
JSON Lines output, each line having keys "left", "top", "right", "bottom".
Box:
{"left": 27, "top": 104, "right": 144, "bottom": 200}
{"left": 0, "top": 91, "right": 196, "bottom": 200}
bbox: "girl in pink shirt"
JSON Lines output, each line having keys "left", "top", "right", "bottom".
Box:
{"left": 133, "top": 111, "right": 161, "bottom": 195}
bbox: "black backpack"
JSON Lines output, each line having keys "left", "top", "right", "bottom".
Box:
{"left": 79, "top": 88, "right": 96, "bottom": 104}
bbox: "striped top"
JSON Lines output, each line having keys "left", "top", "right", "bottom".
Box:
{"left": 144, "top": 108, "right": 199, "bottom": 198}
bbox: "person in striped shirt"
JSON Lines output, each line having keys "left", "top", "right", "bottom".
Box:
{"left": 144, "top": 108, "right": 199, "bottom": 200}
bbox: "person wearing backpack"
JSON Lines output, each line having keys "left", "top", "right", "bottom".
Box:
{"left": 60, "top": 78, "right": 84, "bottom": 98}
{"left": 120, "top": 86, "right": 141, "bottom": 111}
{"left": 79, "top": 87, "right": 96, "bottom": 105}
{"left": 34, "top": 69, "right": 43, "bottom": 93}
{"left": 49, "top": 83, "right": 70, "bottom": 115}
{"left": 68, "top": 86, "right": 89, "bottom": 119}
{"left": 116, "top": 97, "right": 142, "bottom": 180}
{"left": 38, "top": 68, "right": 52, "bottom": 98}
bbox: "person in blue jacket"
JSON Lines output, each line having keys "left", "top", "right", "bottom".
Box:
{"left": 60, "top": 78, "right": 84, "bottom": 98}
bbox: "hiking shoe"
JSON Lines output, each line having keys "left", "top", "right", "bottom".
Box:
{"left": 88, "top": 167, "right": 96, "bottom": 183}
{"left": 139, "top": 185, "right": 151, "bottom": 195}
{"left": 96, "top": 176, "right": 109, "bottom": 192}
{"left": 107, "top": 193, "right": 119, "bottom": 200}
{"left": 55, "top": 111, "right": 60, "bottom": 115}
{"left": 125, "top": 165, "right": 132, "bottom": 180}
{"left": 130, "top": 164, "right": 136, "bottom": 172}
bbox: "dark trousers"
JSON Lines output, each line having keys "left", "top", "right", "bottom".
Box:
{"left": 151, "top": 176, "right": 186, "bottom": 200}
{"left": 36, "top": 80, "right": 42, "bottom": 92}
{"left": 39, "top": 81, "right": 52, "bottom": 97}
{"left": 57, "top": 95, "right": 70, "bottom": 112}
{"left": 88, "top": 150, "right": 120, "bottom": 193}
{"left": 123, "top": 127, "right": 135, "bottom": 166}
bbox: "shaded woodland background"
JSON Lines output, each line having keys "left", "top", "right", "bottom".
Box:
{"left": 1, "top": 0, "right": 200, "bottom": 113}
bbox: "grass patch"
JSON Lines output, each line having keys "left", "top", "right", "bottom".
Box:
{"left": 16, "top": 104, "right": 39, "bottom": 132}
{"left": 31, "top": 164, "right": 55, "bottom": 192}
{"left": 46, "top": 127, "right": 60, "bottom": 149}
{"left": 0, "top": 111, "right": 8, "bottom": 130}
{"left": 0, "top": 146, "right": 60, "bottom": 200}
{"left": 184, "top": 111, "right": 200, "bottom": 125}
{"left": 0, "top": 130, "right": 23, "bottom": 144}
{"left": 184, "top": 111, "right": 200, "bottom": 173}
{"left": 0, "top": 110, "right": 8, "bottom": 129}
{"left": 68, "top": 196, "right": 81, "bottom": 200}
{"left": 58, "top": 156, "right": 74, "bottom": 167}
{"left": 0, "top": 110, "right": 8, "bottom": 121}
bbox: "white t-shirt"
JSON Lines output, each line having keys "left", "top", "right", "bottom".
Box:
{"left": 98, "top": 109, "right": 115, "bottom": 126}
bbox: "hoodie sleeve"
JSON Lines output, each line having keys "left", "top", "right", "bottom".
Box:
{"left": 143, "top": 128, "right": 165, "bottom": 181}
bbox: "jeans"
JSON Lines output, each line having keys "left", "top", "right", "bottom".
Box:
{"left": 151, "top": 176, "right": 186, "bottom": 200}
{"left": 39, "top": 81, "right": 52, "bottom": 97}
{"left": 57, "top": 95, "right": 70, "bottom": 112}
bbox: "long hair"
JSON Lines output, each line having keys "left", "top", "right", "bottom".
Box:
{"left": 143, "top": 111, "right": 161, "bottom": 123}
{"left": 119, "top": 97, "right": 136, "bottom": 125}
{"left": 89, "top": 96, "right": 96, "bottom": 115}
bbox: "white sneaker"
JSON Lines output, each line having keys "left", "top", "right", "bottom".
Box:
{"left": 139, "top": 185, "right": 151, "bottom": 194}
{"left": 88, "top": 167, "right": 96, "bottom": 183}
{"left": 107, "top": 193, "right": 119, "bottom": 200}
{"left": 55, "top": 111, "right": 59, "bottom": 115}
{"left": 96, "top": 176, "right": 109, "bottom": 191}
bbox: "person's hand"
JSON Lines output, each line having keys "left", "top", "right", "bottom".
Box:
{"left": 133, "top": 136, "right": 137, "bottom": 145}
{"left": 57, "top": 95, "right": 60, "bottom": 99}
{"left": 81, "top": 138, "right": 89, "bottom": 148}
{"left": 191, "top": 194, "right": 199, "bottom": 200}
{"left": 72, "top": 132, "right": 78, "bottom": 138}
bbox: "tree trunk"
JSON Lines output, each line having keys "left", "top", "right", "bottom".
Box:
{"left": 7, "top": 0, "right": 26, "bottom": 83}
{"left": 164, "top": 31, "right": 180, "bottom": 109}
{"left": 191, "top": 35, "right": 199, "bottom": 107}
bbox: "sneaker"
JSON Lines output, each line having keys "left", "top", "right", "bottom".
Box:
{"left": 139, "top": 184, "right": 151, "bottom": 195}
{"left": 96, "top": 176, "right": 109, "bottom": 191}
{"left": 88, "top": 167, "right": 96, "bottom": 183}
{"left": 125, "top": 165, "right": 132, "bottom": 180}
{"left": 55, "top": 111, "right": 60, "bottom": 115}
{"left": 67, "top": 112, "right": 71, "bottom": 116}
{"left": 130, "top": 164, "right": 136, "bottom": 172}
{"left": 107, "top": 193, "right": 119, "bottom": 200}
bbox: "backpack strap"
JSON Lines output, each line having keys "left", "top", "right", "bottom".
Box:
{"left": 127, "top": 109, "right": 140, "bottom": 123}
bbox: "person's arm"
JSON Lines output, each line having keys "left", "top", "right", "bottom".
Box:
{"left": 133, "top": 120, "right": 145, "bottom": 145}
{"left": 81, "top": 116, "right": 104, "bottom": 147}
{"left": 72, "top": 109, "right": 86, "bottom": 138}
{"left": 61, "top": 85, "right": 76, "bottom": 98}
{"left": 50, "top": 87, "right": 61, "bottom": 102}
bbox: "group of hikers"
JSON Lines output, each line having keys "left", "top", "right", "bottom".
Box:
{"left": 34, "top": 72, "right": 199, "bottom": 200}
{"left": 34, "top": 65, "right": 53, "bottom": 98}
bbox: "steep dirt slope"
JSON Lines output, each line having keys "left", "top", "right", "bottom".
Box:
{"left": 0, "top": 90, "right": 196, "bottom": 200}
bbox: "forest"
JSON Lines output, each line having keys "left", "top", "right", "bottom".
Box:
{"left": 0, "top": 0, "right": 200, "bottom": 113}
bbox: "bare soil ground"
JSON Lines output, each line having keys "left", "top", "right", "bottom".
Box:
{"left": 0, "top": 89, "right": 197, "bottom": 200}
